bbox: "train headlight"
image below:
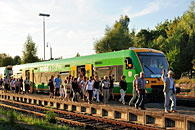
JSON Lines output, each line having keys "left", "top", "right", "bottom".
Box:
{"left": 146, "top": 80, "right": 149, "bottom": 84}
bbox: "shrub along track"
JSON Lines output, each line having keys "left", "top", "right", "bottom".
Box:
{"left": 0, "top": 99, "right": 164, "bottom": 130}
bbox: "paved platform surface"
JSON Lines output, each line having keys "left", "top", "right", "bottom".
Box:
{"left": 1, "top": 90, "right": 194, "bottom": 117}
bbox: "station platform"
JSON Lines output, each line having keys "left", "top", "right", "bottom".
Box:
{"left": 0, "top": 90, "right": 194, "bottom": 130}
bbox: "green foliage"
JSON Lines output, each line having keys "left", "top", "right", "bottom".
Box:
{"left": 45, "top": 110, "right": 57, "bottom": 124}
{"left": 75, "top": 52, "right": 80, "bottom": 57}
{"left": 94, "top": 1, "right": 195, "bottom": 79}
{"left": 22, "top": 35, "right": 40, "bottom": 63}
{"left": 0, "top": 108, "right": 74, "bottom": 130}
{"left": 94, "top": 15, "right": 133, "bottom": 53}
{"left": 0, "top": 53, "right": 14, "bottom": 67}
{"left": 13, "top": 55, "right": 21, "bottom": 65}
{"left": 7, "top": 110, "right": 17, "bottom": 124}
{"left": 192, "top": 59, "right": 195, "bottom": 70}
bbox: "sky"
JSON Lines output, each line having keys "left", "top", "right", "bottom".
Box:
{"left": 0, "top": 0, "right": 192, "bottom": 60}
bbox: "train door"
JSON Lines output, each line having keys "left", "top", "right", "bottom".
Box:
{"left": 22, "top": 70, "right": 26, "bottom": 91}
{"left": 77, "top": 65, "right": 86, "bottom": 78}
{"left": 29, "top": 70, "right": 34, "bottom": 93}
{"left": 71, "top": 66, "right": 77, "bottom": 78}
{"left": 85, "top": 64, "right": 93, "bottom": 79}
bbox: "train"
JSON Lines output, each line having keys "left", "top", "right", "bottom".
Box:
{"left": 0, "top": 48, "right": 169, "bottom": 99}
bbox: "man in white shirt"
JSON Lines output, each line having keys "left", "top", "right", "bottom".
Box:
{"left": 161, "top": 70, "right": 176, "bottom": 113}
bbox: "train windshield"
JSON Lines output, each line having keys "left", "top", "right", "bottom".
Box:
{"left": 137, "top": 52, "right": 168, "bottom": 78}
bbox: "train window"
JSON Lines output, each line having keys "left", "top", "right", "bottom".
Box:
{"left": 125, "top": 57, "right": 133, "bottom": 69}
{"left": 94, "top": 65, "right": 123, "bottom": 82}
{"left": 65, "top": 64, "right": 70, "bottom": 67}
{"left": 41, "top": 73, "right": 47, "bottom": 83}
{"left": 60, "top": 71, "right": 70, "bottom": 75}
{"left": 34, "top": 73, "right": 41, "bottom": 83}
{"left": 60, "top": 71, "right": 70, "bottom": 81}
{"left": 95, "top": 61, "right": 102, "bottom": 65}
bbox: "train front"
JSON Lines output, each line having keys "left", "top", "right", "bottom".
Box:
{"left": 135, "top": 49, "right": 168, "bottom": 101}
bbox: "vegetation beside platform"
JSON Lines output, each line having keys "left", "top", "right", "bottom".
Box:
{"left": 0, "top": 107, "right": 79, "bottom": 130}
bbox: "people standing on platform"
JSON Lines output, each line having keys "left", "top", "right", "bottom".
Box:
{"left": 85, "top": 76, "right": 94, "bottom": 104}
{"left": 48, "top": 76, "right": 54, "bottom": 98}
{"left": 24, "top": 77, "right": 30, "bottom": 94}
{"left": 54, "top": 75, "right": 61, "bottom": 98}
{"left": 3, "top": 76, "right": 9, "bottom": 93}
{"left": 60, "top": 84, "right": 65, "bottom": 100}
{"left": 77, "top": 74, "right": 83, "bottom": 99}
{"left": 0, "top": 78, "right": 3, "bottom": 89}
{"left": 81, "top": 76, "right": 87, "bottom": 101}
{"left": 71, "top": 76, "right": 74, "bottom": 84}
{"left": 15, "top": 78, "right": 20, "bottom": 94}
{"left": 93, "top": 75, "right": 101, "bottom": 103}
{"left": 102, "top": 76, "right": 110, "bottom": 104}
{"left": 109, "top": 75, "right": 114, "bottom": 100}
{"left": 135, "top": 72, "right": 147, "bottom": 110}
{"left": 129, "top": 74, "right": 138, "bottom": 106}
{"left": 119, "top": 75, "right": 127, "bottom": 105}
{"left": 19, "top": 77, "right": 23, "bottom": 94}
{"left": 64, "top": 78, "right": 71, "bottom": 101}
{"left": 11, "top": 78, "right": 15, "bottom": 93}
{"left": 161, "top": 70, "right": 177, "bottom": 113}
{"left": 72, "top": 78, "right": 79, "bottom": 102}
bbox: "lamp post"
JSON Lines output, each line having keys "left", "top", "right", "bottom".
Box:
{"left": 47, "top": 42, "right": 52, "bottom": 60}
{"left": 39, "top": 13, "right": 50, "bottom": 60}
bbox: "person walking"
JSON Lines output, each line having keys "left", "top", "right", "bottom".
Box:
{"left": 119, "top": 75, "right": 127, "bottom": 105}
{"left": 85, "top": 76, "right": 94, "bottom": 104}
{"left": 3, "top": 76, "right": 9, "bottom": 93}
{"left": 64, "top": 79, "right": 71, "bottom": 101}
{"left": 102, "top": 76, "right": 110, "bottom": 104}
{"left": 72, "top": 78, "right": 79, "bottom": 102}
{"left": 93, "top": 75, "right": 101, "bottom": 103}
{"left": 19, "top": 77, "right": 23, "bottom": 94}
{"left": 15, "top": 78, "right": 20, "bottom": 94}
{"left": 135, "top": 72, "right": 147, "bottom": 110}
{"left": 129, "top": 74, "right": 138, "bottom": 106}
{"left": 0, "top": 78, "right": 3, "bottom": 89}
{"left": 77, "top": 75, "right": 83, "bottom": 99}
{"left": 161, "top": 70, "right": 177, "bottom": 113}
{"left": 109, "top": 75, "right": 114, "bottom": 100}
{"left": 24, "top": 77, "right": 30, "bottom": 94}
{"left": 54, "top": 75, "right": 61, "bottom": 98}
{"left": 81, "top": 76, "right": 87, "bottom": 101}
{"left": 48, "top": 76, "right": 54, "bottom": 98}
{"left": 11, "top": 78, "right": 15, "bottom": 93}
{"left": 60, "top": 84, "right": 65, "bottom": 100}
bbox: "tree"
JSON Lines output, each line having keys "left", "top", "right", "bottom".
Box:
{"left": 0, "top": 53, "right": 7, "bottom": 67}
{"left": 13, "top": 56, "right": 21, "bottom": 65}
{"left": 22, "top": 35, "right": 40, "bottom": 63}
{"left": 94, "top": 15, "right": 133, "bottom": 53}
{"left": 132, "top": 1, "right": 195, "bottom": 78}
{"left": 134, "top": 29, "right": 152, "bottom": 48}
{"left": 0, "top": 53, "right": 14, "bottom": 67}
{"left": 2, "top": 56, "right": 14, "bottom": 66}
{"left": 75, "top": 52, "right": 80, "bottom": 57}
{"left": 192, "top": 59, "right": 195, "bottom": 70}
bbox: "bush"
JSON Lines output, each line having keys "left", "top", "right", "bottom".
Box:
{"left": 7, "top": 110, "right": 17, "bottom": 124}
{"left": 45, "top": 111, "right": 56, "bottom": 124}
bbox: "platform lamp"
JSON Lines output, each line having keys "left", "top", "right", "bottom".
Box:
{"left": 47, "top": 42, "right": 52, "bottom": 60}
{"left": 39, "top": 13, "right": 50, "bottom": 60}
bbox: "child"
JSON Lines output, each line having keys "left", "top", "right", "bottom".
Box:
{"left": 60, "top": 84, "right": 64, "bottom": 100}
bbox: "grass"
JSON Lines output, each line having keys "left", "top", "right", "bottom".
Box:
{"left": 0, "top": 107, "right": 80, "bottom": 130}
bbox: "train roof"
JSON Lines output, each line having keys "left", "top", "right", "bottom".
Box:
{"left": 7, "top": 48, "right": 165, "bottom": 69}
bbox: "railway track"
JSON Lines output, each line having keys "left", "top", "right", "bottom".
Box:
{"left": 0, "top": 99, "right": 163, "bottom": 130}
